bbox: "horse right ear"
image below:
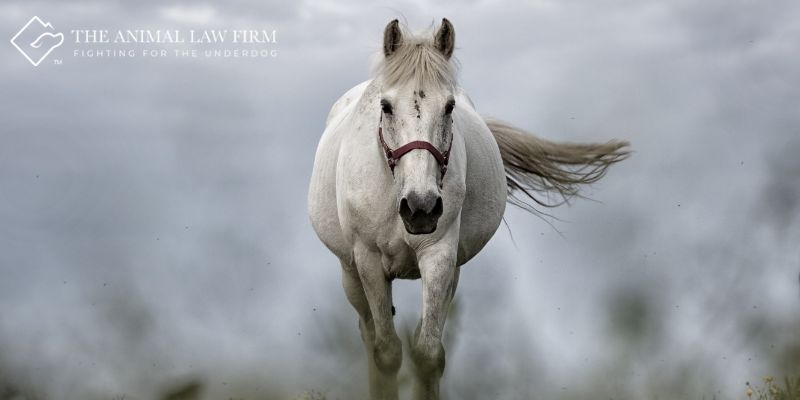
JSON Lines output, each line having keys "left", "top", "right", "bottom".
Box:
{"left": 434, "top": 18, "right": 455, "bottom": 59}
{"left": 383, "top": 19, "right": 403, "bottom": 57}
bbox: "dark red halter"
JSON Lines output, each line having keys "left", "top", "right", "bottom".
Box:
{"left": 378, "top": 114, "right": 452, "bottom": 177}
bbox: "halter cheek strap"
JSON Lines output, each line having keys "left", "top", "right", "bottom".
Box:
{"left": 378, "top": 114, "right": 452, "bottom": 177}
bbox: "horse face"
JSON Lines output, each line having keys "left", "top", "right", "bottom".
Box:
{"left": 378, "top": 18, "right": 457, "bottom": 235}
{"left": 380, "top": 85, "right": 455, "bottom": 235}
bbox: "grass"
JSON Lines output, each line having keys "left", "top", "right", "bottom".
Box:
{"left": 746, "top": 376, "right": 800, "bottom": 400}
{"left": 288, "top": 375, "right": 800, "bottom": 400}
{"left": 291, "top": 390, "right": 328, "bottom": 400}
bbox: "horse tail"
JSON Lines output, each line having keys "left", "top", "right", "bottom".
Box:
{"left": 484, "top": 117, "right": 630, "bottom": 213}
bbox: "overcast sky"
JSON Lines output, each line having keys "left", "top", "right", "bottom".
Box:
{"left": 1, "top": 1, "right": 799, "bottom": 399}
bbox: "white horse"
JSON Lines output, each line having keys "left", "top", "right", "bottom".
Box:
{"left": 308, "top": 19, "right": 629, "bottom": 400}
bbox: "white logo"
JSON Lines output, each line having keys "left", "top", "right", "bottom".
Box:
{"left": 10, "top": 16, "right": 64, "bottom": 66}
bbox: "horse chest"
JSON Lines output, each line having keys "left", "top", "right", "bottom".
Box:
{"left": 380, "top": 243, "right": 421, "bottom": 280}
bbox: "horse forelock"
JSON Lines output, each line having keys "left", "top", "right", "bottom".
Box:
{"left": 373, "top": 29, "right": 457, "bottom": 90}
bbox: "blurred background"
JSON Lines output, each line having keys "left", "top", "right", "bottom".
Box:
{"left": 1, "top": 0, "right": 799, "bottom": 399}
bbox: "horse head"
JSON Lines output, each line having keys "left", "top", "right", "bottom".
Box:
{"left": 377, "top": 18, "right": 457, "bottom": 235}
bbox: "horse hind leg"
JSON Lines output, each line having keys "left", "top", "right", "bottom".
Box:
{"left": 341, "top": 248, "right": 402, "bottom": 400}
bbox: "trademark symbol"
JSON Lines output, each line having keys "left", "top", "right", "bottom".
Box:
{"left": 53, "top": 59, "right": 62, "bottom": 65}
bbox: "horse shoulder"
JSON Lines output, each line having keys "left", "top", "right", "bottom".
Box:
{"left": 326, "top": 80, "right": 372, "bottom": 127}
{"left": 309, "top": 80, "right": 373, "bottom": 263}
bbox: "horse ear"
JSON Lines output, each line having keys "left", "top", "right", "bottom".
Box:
{"left": 383, "top": 19, "right": 403, "bottom": 57}
{"left": 434, "top": 18, "right": 455, "bottom": 59}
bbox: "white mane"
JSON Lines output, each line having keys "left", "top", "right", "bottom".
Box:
{"left": 373, "top": 27, "right": 458, "bottom": 89}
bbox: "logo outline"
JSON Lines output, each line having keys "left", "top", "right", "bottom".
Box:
{"left": 10, "top": 16, "right": 64, "bottom": 66}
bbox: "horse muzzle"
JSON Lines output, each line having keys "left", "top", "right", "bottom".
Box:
{"left": 399, "top": 191, "right": 443, "bottom": 235}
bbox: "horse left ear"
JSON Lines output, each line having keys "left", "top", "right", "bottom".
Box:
{"left": 383, "top": 19, "right": 403, "bottom": 57}
{"left": 434, "top": 18, "right": 455, "bottom": 59}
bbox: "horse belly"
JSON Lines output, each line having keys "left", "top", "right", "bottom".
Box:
{"left": 455, "top": 109, "right": 508, "bottom": 266}
{"left": 308, "top": 142, "right": 352, "bottom": 263}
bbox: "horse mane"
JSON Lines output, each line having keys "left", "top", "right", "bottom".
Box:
{"left": 485, "top": 118, "right": 631, "bottom": 213}
{"left": 373, "top": 24, "right": 457, "bottom": 89}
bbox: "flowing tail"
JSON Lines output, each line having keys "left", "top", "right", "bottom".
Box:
{"left": 484, "top": 118, "right": 630, "bottom": 213}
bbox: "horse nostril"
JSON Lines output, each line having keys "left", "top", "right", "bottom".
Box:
{"left": 399, "top": 197, "right": 413, "bottom": 219}
{"left": 431, "top": 196, "right": 443, "bottom": 218}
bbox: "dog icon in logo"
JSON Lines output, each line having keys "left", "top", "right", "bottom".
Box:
{"left": 10, "top": 16, "right": 64, "bottom": 66}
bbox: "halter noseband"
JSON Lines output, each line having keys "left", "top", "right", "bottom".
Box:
{"left": 378, "top": 114, "right": 452, "bottom": 178}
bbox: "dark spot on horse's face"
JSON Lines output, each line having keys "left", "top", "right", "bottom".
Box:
{"left": 381, "top": 98, "right": 393, "bottom": 115}
{"left": 418, "top": 90, "right": 425, "bottom": 99}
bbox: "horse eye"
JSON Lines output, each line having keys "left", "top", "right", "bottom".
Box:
{"left": 381, "top": 99, "right": 393, "bottom": 115}
{"left": 444, "top": 100, "right": 455, "bottom": 115}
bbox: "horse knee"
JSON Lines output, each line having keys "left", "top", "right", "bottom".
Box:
{"left": 373, "top": 335, "right": 402, "bottom": 374}
{"left": 412, "top": 338, "right": 445, "bottom": 376}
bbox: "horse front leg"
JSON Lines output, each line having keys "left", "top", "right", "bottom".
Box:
{"left": 411, "top": 242, "right": 459, "bottom": 400}
{"left": 352, "top": 244, "right": 402, "bottom": 400}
